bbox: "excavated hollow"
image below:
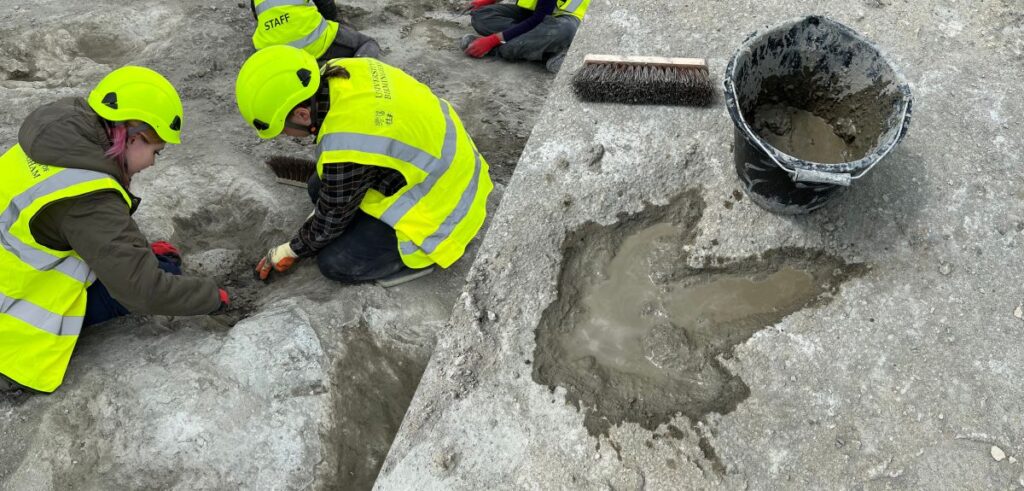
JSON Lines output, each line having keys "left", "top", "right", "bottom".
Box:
{"left": 533, "top": 192, "right": 866, "bottom": 437}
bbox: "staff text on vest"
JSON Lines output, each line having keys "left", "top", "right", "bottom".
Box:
{"left": 264, "top": 13, "right": 291, "bottom": 30}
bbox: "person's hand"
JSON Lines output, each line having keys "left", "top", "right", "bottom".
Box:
{"left": 255, "top": 242, "right": 299, "bottom": 281}
{"left": 465, "top": 34, "right": 502, "bottom": 58}
{"left": 460, "top": 0, "right": 497, "bottom": 13}
{"left": 150, "top": 241, "right": 180, "bottom": 256}
{"left": 150, "top": 240, "right": 182, "bottom": 265}
{"left": 209, "top": 288, "right": 236, "bottom": 326}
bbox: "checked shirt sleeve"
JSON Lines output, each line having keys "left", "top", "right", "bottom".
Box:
{"left": 288, "top": 163, "right": 407, "bottom": 257}
{"left": 289, "top": 162, "right": 376, "bottom": 257}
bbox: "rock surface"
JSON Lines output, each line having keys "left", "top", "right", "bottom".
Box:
{"left": 378, "top": 0, "right": 1024, "bottom": 489}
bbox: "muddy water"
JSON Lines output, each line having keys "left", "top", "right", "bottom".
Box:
{"left": 666, "top": 268, "right": 815, "bottom": 346}
{"left": 753, "top": 103, "right": 856, "bottom": 164}
{"left": 562, "top": 224, "right": 677, "bottom": 381}
{"left": 565, "top": 223, "right": 818, "bottom": 383}
{"left": 534, "top": 201, "right": 866, "bottom": 438}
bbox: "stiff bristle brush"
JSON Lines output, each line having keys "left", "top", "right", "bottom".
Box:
{"left": 265, "top": 155, "right": 317, "bottom": 187}
{"left": 571, "top": 55, "right": 713, "bottom": 106}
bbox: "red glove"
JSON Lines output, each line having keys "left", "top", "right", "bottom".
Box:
{"left": 218, "top": 288, "right": 230, "bottom": 306}
{"left": 151, "top": 240, "right": 182, "bottom": 266}
{"left": 467, "top": 0, "right": 498, "bottom": 10}
{"left": 150, "top": 240, "right": 180, "bottom": 257}
{"left": 465, "top": 34, "right": 502, "bottom": 58}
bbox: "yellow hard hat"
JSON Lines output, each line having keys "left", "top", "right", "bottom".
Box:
{"left": 87, "top": 66, "right": 184, "bottom": 144}
{"left": 235, "top": 45, "right": 321, "bottom": 139}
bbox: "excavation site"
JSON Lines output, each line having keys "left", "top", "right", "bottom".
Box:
{"left": 2, "top": 0, "right": 1023, "bottom": 489}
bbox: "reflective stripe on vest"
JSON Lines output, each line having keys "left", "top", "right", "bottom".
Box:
{"left": 287, "top": 17, "right": 329, "bottom": 50}
{"left": 252, "top": 0, "right": 338, "bottom": 59}
{"left": 318, "top": 100, "right": 486, "bottom": 255}
{"left": 399, "top": 241, "right": 419, "bottom": 255}
{"left": 0, "top": 144, "right": 131, "bottom": 392}
{"left": 254, "top": 0, "right": 304, "bottom": 15}
{"left": 0, "top": 293, "right": 83, "bottom": 337}
{"left": 0, "top": 168, "right": 106, "bottom": 284}
{"left": 315, "top": 59, "right": 493, "bottom": 269}
{"left": 420, "top": 147, "right": 482, "bottom": 255}
{"left": 516, "top": 0, "right": 590, "bottom": 20}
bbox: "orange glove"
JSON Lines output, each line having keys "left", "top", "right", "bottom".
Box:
{"left": 255, "top": 242, "right": 299, "bottom": 281}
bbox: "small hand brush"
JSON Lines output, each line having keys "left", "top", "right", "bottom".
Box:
{"left": 265, "top": 155, "right": 317, "bottom": 188}
{"left": 571, "top": 54, "right": 713, "bottom": 106}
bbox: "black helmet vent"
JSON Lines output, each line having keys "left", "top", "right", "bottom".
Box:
{"left": 296, "top": 68, "right": 312, "bottom": 87}
{"left": 102, "top": 92, "right": 118, "bottom": 109}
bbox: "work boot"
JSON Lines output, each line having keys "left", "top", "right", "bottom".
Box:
{"left": 376, "top": 266, "right": 435, "bottom": 288}
{"left": 354, "top": 39, "right": 382, "bottom": 58}
{"left": 459, "top": 34, "right": 480, "bottom": 52}
{"left": 545, "top": 51, "right": 567, "bottom": 73}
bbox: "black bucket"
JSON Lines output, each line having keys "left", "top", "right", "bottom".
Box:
{"left": 723, "top": 16, "right": 913, "bottom": 214}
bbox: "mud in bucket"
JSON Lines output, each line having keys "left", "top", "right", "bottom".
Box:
{"left": 723, "top": 16, "right": 912, "bottom": 214}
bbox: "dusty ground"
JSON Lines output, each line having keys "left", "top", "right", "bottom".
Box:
{"left": 0, "top": 0, "right": 550, "bottom": 488}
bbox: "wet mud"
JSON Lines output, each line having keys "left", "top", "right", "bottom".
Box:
{"left": 533, "top": 192, "right": 866, "bottom": 437}
{"left": 728, "top": 17, "right": 912, "bottom": 169}
{"left": 745, "top": 72, "right": 896, "bottom": 163}
{"left": 753, "top": 103, "right": 857, "bottom": 163}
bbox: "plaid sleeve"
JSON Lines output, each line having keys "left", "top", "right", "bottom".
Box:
{"left": 289, "top": 162, "right": 377, "bottom": 257}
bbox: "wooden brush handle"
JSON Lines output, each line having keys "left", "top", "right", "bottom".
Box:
{"left": 583, "top": 54, "right": 707, "bottom": 68}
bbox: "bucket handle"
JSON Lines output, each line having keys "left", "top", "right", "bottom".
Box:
{"left": 724, "top": 78, "right": 909, "bottom": 187}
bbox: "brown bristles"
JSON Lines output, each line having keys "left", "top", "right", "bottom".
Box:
{"left": 266, "top": 155, "right": 317, "bottom": 187}
{"left": 571, "top": 55, "right": 714, "bottom": 106}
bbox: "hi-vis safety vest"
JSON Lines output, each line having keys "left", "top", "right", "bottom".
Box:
{"left": 0, "top": 145, "right": 131, "bottom": 393}
{"left": 252, "top": 0, "right": 339, "bottom": 59}
{"left": 316, "top": 59, "right": 493, "bottom": 269}
{"left": 516, "top": 0, "right": 591, "bottom": 20}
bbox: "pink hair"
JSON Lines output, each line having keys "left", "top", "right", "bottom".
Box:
{"left": 104, "top": 124, "right": 129, "bottom": 163}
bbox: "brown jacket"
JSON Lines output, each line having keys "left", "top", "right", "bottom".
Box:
{"left": 17, "top": 97, "right": 221, "bottom": 315}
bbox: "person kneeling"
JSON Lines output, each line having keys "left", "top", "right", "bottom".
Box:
{"left": 460, "top": 0, "right": 590, "bottom": 73}
{"left": 0, "top": 67, "right": 228, "bottom": 394}
{"left": 236, "top": 46, "right": 494, "bottom": 286}
{"left": 250, "top": 0, "right": 381, "bottom": 62}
